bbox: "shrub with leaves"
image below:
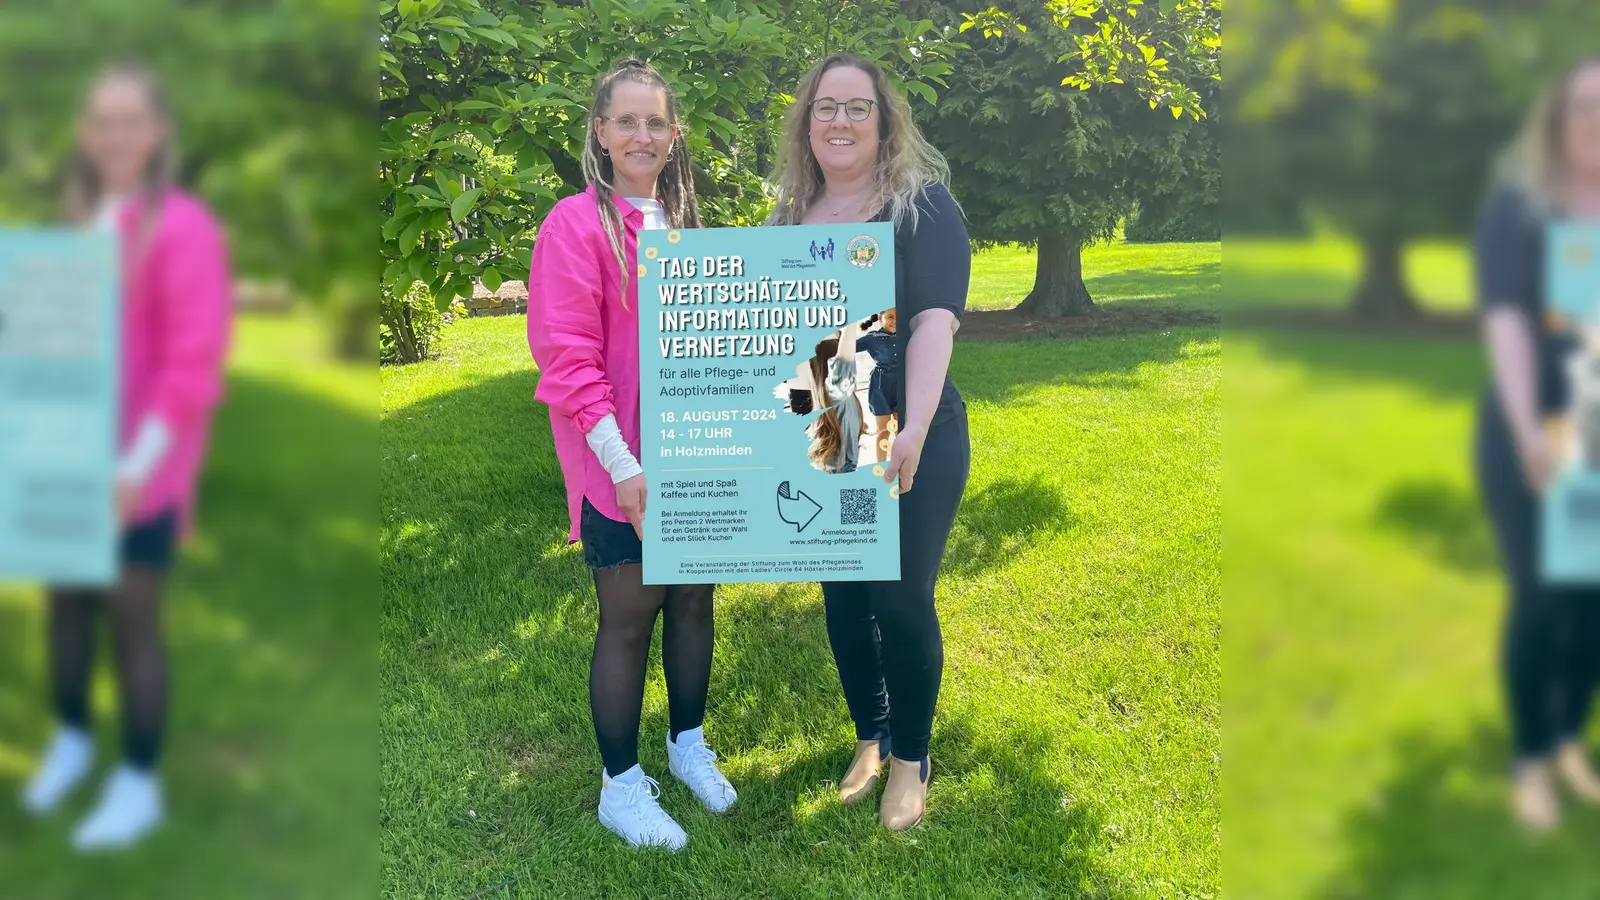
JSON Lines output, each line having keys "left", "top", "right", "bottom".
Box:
{"left": 381, "top": 280, "right": 459, "bottom": 364}
{"left": 378, "top": 0, "right": 963, "bottom": 351}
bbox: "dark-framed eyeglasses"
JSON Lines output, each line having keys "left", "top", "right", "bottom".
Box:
{"left": 809, "top": 97, "right": 876, "bottom": 123}
{"left": 597, "top": 115, "right": 675, "bottom": 138}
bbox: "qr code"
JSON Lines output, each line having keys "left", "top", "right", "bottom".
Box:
{"left": 840, "top": 488, "right": 876, "bottom": 525}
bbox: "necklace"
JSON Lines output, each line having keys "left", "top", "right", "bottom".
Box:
{"left": 823, "top": 189, "right": 872, "bottom": 219}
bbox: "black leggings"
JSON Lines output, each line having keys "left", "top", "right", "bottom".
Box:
{"left": 1475, "top": 395, "right": 1600, "bottom": 762}
{"left": 823, "top": 404, "right": 969, "bottom": 762}
{"left": 47, "top": 566, "right": 170, "bottom": 771}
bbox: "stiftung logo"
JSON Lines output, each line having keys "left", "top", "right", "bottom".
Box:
{"left": 846, "top": 235, "right": 879, "bottom": 269}
{"left": 809, "top": 238, "right": 835, "bottom": 262}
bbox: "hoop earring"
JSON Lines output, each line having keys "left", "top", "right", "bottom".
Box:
{"left": 601, "top": 148, "right": 610, "bottom": 156}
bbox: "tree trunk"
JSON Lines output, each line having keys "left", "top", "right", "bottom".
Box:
{"left": 379, "top": 301, "right": 422, "bottom": 364}
{"left": 1016, "top": 232, "right": 1096, "bottom": 317}
{"left": 340, "top": 303, "right": 378, "bottom": 361}
{"left": 1351, "top": 234, "right": 1419, "bottom": 320}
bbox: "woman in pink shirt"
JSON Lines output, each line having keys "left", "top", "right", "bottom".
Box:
{"left": 527, "top": 58, "right": 734, "bottom": 852}
{"left": 19, "top": 62, "right": 233, "bottom": 852}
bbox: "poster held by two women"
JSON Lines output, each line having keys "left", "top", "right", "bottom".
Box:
{"left": 1543, "top": 222, "right": 1600, "bottom": 583}
{"left": 635, "top": 220, "right": 902, "bottom": 586}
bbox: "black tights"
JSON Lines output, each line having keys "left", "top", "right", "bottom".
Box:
{"left": 47, "top": 566, "right": 169, "bottom": 771}
{"left": 1477, "top": 397, "right": 1600, "bottom": 762}
{"left": 590, "top": 564, "right": 715, "bottom": 777}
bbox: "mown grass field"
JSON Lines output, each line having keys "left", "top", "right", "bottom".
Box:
{"left": 0, "top": 312, "right": 376, "bottom": 899}
{"left": 1223, "top": 238, "right": 1600, "bottom": 899}
{"left": 969, "top": 241, "right": 1220, "bottom": 312}
{"left": 380, "top": 241, "right": 1221, "bottom": 899}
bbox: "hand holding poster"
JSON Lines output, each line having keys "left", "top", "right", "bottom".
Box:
{"left": 1543, "top": 222, "right": 1600, "bottom": 584}
{"left": 0, "top": 229, "right": 119, "bottom": 586}
{"left": 638, "top": 223, "right": 901, "bottom": 585}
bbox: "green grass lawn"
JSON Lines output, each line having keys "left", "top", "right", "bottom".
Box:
{"left": 1222, "top": 237, "right": 1472, "bottom": 314}
{"left": 379, "top": 243, "right": 1222, "bottom": 898}
{"left": 969, "top": 241, "right": 1221, "bottom": 313}
{"left": 0, "top": 312, "right": 376, "bottom": 899}
{"left": 1223, "top": 245, "right": 1600, "bottom": 899}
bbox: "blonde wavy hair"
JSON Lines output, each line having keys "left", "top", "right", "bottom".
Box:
{"left": 1492, "top": 57, "right": 1600, "bottom": 217}
{"left": 768, "top": 53, "right": 954, "bottom": 229}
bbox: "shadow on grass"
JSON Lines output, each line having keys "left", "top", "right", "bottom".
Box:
{"left": 380, "top": 361, "right": 1103, "bottom": 587}
{"left": 380, "top": 371, "right": 1129, "bottom": 898}
{"left": 1219, "top": 271, "right": 1357, "bottom": 313}
{"left": 1087, "top": 260, "right": 1221, "bottom": 308}
{"left": 1372, "top": 480, "right": 1498, "bottom": 575}
{"left": 1227, "top": 326, "right": 1484, "bottom": 406}
{"left": 954, "top": 326, "right": 1219, "bottom": 401}
{"left": 0, "top": 370, "right": 376, "bottom": 900}
{"left": 380, "top": 367, "right": 566, "bottom": 607}
{"left": 427, "top": 575, "right": 1125, "bottom": 899}
{"left": 1318, "top": 723, "right": 1600, "bottom": 900}
{"left": 944, "top": 476, "right": 1075, "bottom": 579}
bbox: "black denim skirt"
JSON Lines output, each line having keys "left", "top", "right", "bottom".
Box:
{"left": 580, "top": 496, "right": 643, "bottom": 571}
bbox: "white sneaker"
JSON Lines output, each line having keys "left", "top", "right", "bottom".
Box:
{"left": 71, "top": 765, "right": 165, "bottom": 851}
{"left": 597, "top": 767, "right": 687, "bottom": 851}
{"left": 667, "top": 728, "right": 736, "bottom": 814}
{"left": 20, "top": 726, "right": 94, "bottom": 816}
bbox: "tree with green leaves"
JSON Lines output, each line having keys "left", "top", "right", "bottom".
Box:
{"left": 378, "top": 0, "right": 962, "bottom": 362}
{"left": 0, "top": 0, "right": 372, "bottom": 353}
{"left": 908, "top": 0, "right": 1219, "bottom": 317}
{"left": 1228, "top": 0, "right": 1593, "bottom": 318}
{"left": 380, "top": 0, "right": 790, "bottom": 339}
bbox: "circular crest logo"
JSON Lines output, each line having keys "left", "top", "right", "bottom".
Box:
{"left": 846, "top": 235, "right": 879, "bottom": 268}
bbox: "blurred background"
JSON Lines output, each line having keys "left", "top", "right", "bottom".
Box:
{"left": 1224, "top": 1, "right": 1600, "bottom": 898}
{"left": 378, "top": 2, "right": 1221, "bottom": 898}
{"left": 29, "top": 0, "right": 1600, "bottom": 893}
{"left": 0, "top": 1, "right": 375, "bottom": 897}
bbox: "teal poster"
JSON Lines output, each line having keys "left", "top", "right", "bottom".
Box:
{"left": 637, "top": 223, "right": 901, "bottom": 585}
{"left": 0, "top": 229, "right": 120, "bottom": 586}
{"left": 1543, "top": 222, "right": 1600, "bottom": 584}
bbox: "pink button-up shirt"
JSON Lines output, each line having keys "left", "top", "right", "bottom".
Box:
{"left": 116, "top": 189, "right": 234, "bottom": 534}
{"left": 527, "top": 185, "right": 644, "bottom": 542}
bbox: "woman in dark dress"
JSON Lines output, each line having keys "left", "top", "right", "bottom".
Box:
{"left": 768, "top": 53, "right": 971, "bottom": 831}
{"left": 1473, "top": 57, "right": 1600, "bottom": 832}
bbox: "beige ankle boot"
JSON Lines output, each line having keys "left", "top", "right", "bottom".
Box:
{"left": 839, "top": 738, "right": 890, "bottom": 805}
{"left": 879, "top": 755, "right": 929, "bottom": 831}
{"left": 1512, "top": 760, "right": 1560, "bottom": 832}
{"left": 1556, "top": 741, "right": 1600, "bottom": 804}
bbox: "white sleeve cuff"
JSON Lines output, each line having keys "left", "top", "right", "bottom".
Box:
{"left": 116, "top": 416, "right": 173, "bottom": 486}
{"left": 584, "top": 413, "right": 644, "bottom": 484}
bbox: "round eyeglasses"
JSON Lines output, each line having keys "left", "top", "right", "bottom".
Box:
{"left": 598, "top": 115, "right": 675, "bottom": 139}
{"left": 810, "top": 97, "right": 876, "bottom": 123}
